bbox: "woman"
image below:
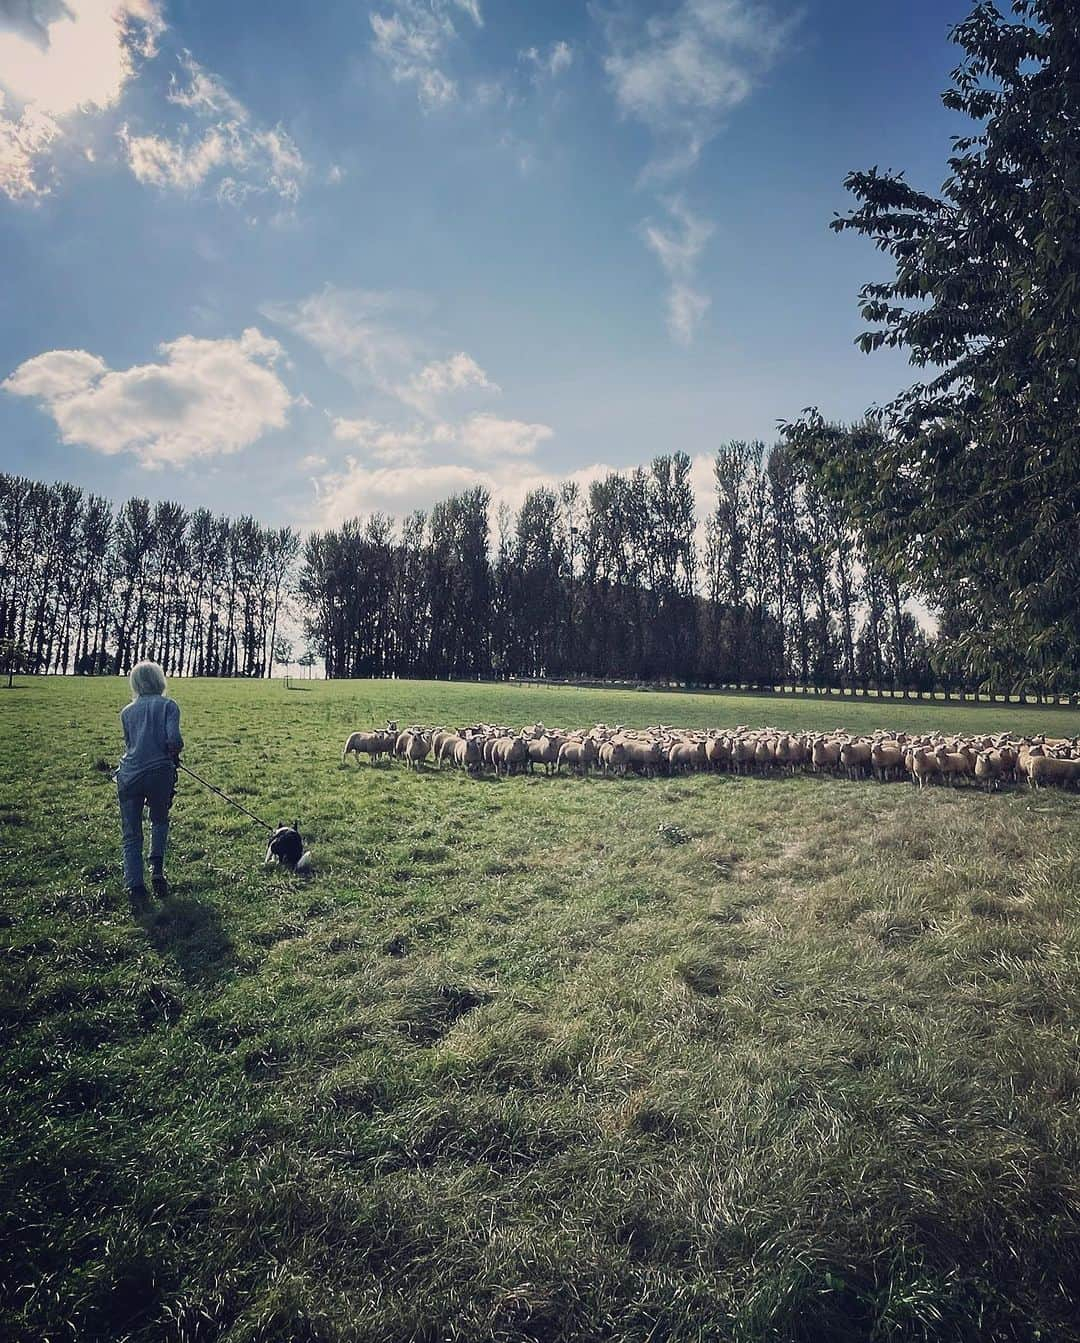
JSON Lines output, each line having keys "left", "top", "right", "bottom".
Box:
{"left": 116, "top": 660, "right": 183, "bottom": 905}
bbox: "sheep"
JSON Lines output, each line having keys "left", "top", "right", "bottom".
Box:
{"left": 599, "top": 740, "right": 628, "bottom": 777}
{"left": 1027, "top": 755, "right": 1080, "bottom": 790}
{"left": 342, "top": 729, "right": 394, "bottom": 765}
{"left": 399, "top": 731, "right": 430, "bottom": 771}
{"left": 870, "top": 741, "right": 903, "bottom": 782}
{"left": 493, "top": 735, "right": 529, "bottom": 777}
{"left": 733, "top": 737, "right": 758, "bottom": 775}
{"left": 935, "top": 747, "right": 975, "bottom": 786}
{"left": 558, "top": 738, "right": 598, "bottom": 776}
{"left": 437, "top": 734, "right": 460, "bottom": 768}
{"left": 668, "top": 740, "right": 705, "bottom": 774}
{"left": 773, "top": 734, "right": 797, "bottom": 772}
{"left": 909, "top": 747, "right": 941, "bottom": 788}
{"left": 997, "top": 745, "right": 1019, "bottom": 781}
{"left": 527, "top": 734, "right": 564, "bottom": 775}
{"left": 343, "top": 716, "right": 1071, "bottom": 798}
{"left": 840, "top": 741, "right": 872, "bottom": 781}
{"left": 623, "top": 737, "right": 663, "bottom": 777}
{"left": 453, "top": 736, "right": 482, "bottom": 773}
{"left": 974, "top": 750, "right": 1005, "bottom": 792}
{"left": 705, "top": 735, "right": 731, "bottom": 771}
{"left": 811, "top": 737, "right": 842, "bottom": 774}
{"left": 430, "top": 728, "right": 456, "bottom": 766}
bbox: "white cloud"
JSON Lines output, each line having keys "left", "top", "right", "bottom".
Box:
{"left": 330, "top": 411, "right": 550, "bottom": 464}
{"left": 119, "top": 54, "right": 305, "bottom": 205}
{"left": 370, "top": 0, "right": 483, "bottom": 109}
{"left": 643, "top": 196, "right": 714, "bottom": 344}
{"left": 601, "top": 0, "right": 797, "bottom": 176}
{"left": 0, "top": 90, "right": 59, "bottom": 197}
{"left": 0, "top": 0, "right": 162, "bottom": 115}
{"left": 314, "top": 460, "right": 490, "bottom": 526}
{"left": 3, "top": 327, "right": 293, "bottom": 466}
{"left": 457, "top": 411, "right": 551, "bottom": 459}
{"left": 398, "top": 350, "right": 499, "bottom": 411}
{"left": 310, "top": 455, "right": 611, "bottom": 530}
{"left": 410, "top": 351, "right": 497, "bottom": 398}
{"left": 0, "top": 0, "right": 162, "bottom": 198}
{"left": 521, "top": 40, "right": 573, "bottom": 80}
{"left": 121, "top": 122, "right": 231, "bottom": 190}
{"left": 330, "top": 416, "right": 448, "bottom": 465}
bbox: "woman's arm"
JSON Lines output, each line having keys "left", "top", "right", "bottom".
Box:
{"left": 166, "top": 700, "right": 184, "bottom": 758}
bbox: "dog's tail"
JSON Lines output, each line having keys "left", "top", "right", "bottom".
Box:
{"left": 296, "top": 851, "right": 314, "bottom": 875}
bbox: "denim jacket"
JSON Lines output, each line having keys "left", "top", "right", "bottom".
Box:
{"left": 115, "top": 693, "right": 183, "bottom": 788}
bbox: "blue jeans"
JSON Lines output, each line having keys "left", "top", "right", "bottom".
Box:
{"left": 118, "top": 764, "right": 176, "bottom": 889}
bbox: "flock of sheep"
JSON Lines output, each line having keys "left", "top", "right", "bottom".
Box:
{"left": 342, "top": 721, "right": 1080, "bottom": 791}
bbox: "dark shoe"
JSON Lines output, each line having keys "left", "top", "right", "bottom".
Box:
{"left": 151, "top": 873, "right": 169, "bottom": 899}
{"left": 128, "top": 884, "right": 149, "bottom": 911}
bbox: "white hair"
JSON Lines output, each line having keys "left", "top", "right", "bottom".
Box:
{"left": 129, "top": 661, "right": 167, "bottom": 698}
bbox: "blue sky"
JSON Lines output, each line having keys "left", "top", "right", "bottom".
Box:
{"left": 0, "top": 0, "right": 972, "bottom": 530}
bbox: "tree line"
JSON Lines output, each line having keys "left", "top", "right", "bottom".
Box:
{"left": 299, "top": 447, "right": 936, "bottom": 689}
{"left": 0, "top": 472, "right": 297, "bottom": 678}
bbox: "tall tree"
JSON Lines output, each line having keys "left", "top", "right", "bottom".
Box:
{"left": 788, "top": 1, "right": 1080, "bottom": 688}
{"left": 708, "top": 442, "right": 752, "bottom": 681}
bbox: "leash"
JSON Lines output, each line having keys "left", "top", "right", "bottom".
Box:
{"left": 176, "top": 762, "right": 275, "bottom": 833}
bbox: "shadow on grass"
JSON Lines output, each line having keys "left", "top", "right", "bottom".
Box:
{"left": 146, "top": 894, "right": 235, "bottom": 986}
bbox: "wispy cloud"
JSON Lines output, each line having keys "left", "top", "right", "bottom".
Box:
{"left": 264, "top": 286, "right": 503, "bottom": 421}
{"left": 370, "top": 0, "right": 483, "bottom": 109}
{"left": 3, "top": 327, "right": 294, "bottom": 467}
{"left": 268, "top": 285, "right": 558, "bottom": 520}
{"left": 598, "top": 0, "right": 796, "bottom": 346}
{"left": 601, "top": 0, "right": 797, "bottom": 177}
{"left": 0, "top": 0, "right": 163, "bottom": 198}
{"left": 520, "top": 40, "right": 574, "bottom": 81}
{"left": 643, "top": 196, "right": 714, "bottom": 344}
{"left": 119, "top": 52, "right": 306, "bottom": 207}
{"left": 262, "top": 286, "right": 423, "bottom": 398}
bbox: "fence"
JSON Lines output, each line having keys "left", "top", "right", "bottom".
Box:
{"left": 504, "top": 676, "right": 1079, "bottom": 708}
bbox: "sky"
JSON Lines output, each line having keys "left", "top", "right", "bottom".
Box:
{"left": 0, "top": 0, "right": 975, "bottom": 534}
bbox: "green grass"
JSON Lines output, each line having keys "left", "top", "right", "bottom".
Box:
{"left": 2, "top": 677, "right": 1080, "bottom": 1343}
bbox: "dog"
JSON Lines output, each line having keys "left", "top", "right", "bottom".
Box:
{"left": 265, "top": 821, "right": 311, "bottom": 872}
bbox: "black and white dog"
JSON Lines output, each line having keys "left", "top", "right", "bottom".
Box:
{"left": 265, "top": 821, "right": 312, "bottom": 873}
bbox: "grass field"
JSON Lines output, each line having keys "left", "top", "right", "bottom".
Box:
{"left": 2, "top": 677, "right": 1080, "bottom": 1343}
